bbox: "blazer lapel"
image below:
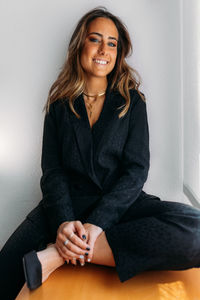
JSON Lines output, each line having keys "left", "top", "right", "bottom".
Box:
{"left": 70, "top": 94, "right": 102, "bottom": 189}
{"left": 93, "top": 89, "right": 120, "bottom": 160}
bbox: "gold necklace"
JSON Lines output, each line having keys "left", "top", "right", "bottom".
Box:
{"left": 83, "top": 91, "right": 106, "bottom": 118}
{"left": 83, "top": 91, "right": 106, "bottom": 98}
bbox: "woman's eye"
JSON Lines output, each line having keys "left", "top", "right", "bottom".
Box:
{"left": 108, "top": 42, "right": 117, "bottom": 47}
{"left": 89, "top": 37, "right": 99, "bottom": 43}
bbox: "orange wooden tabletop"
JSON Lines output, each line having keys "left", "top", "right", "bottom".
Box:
{"left": 16, "top": 264, "right": 200, "bottom": 300}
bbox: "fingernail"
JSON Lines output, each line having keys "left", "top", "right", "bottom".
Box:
{"left": 85, "top": 252, "right": 89, "bottom": 256}
{"left": 79, "top": 255, "right": 84, "bottom": 259}
{"left": 86, "top": 247, "right": 90, "bottom": 251}
{"left": 87, "top": 259, "right": 91, "bottom": 262}
{"left": 82, "top": 235, "right": 86, "bottom": 240}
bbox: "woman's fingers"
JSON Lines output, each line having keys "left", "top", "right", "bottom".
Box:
{"left": 55, "top": 221, "right": 87, "bottom": 266}
{"left": 70, "top": 256, "right": 85, "bottom": 266}
{"left": 63, "top": 239, "right": 89, "bottom": 257}
{"left": 65, "top": 257, "right": 83, "bottom": 266}
{"left": 57, "top": 241, "right": 84, "bottom": 259}
{"left": 82, "top": 224, "right": 103, "bottom": 263}
{"left": 62, "top": 221, "right": 89, "bottom": 245}
{"left": 71, "top": 257, "right": 77, "bottom": 266}
{"left": 61, "top": 231, "right": 90, "bottom": 253}
{"left": 69, "top": 233, "right": 90, "bottom": 251}
{"left": 58, "top": 221, "right": 89, "bottom": 250}
{"left": 56, "top": 243, "right": 87, "bottom": 267}
{"left": 56, "top": 241, "right": 76, "bottom": 259}
{"left": 56, "top": 232, "right": 89, "bottom": 261}
{"left": 79, "top": 257, "right": 85, "bottom": 266}
{"left": 56, "top": 245, "right": 71, "bottom": 262}
{"left": 85, "top": 237, "right": 94, "bottom": 263}
{"left": 74, "top": 220, "right": 88, "bottom": 241}
{"left": 56, "top": 221, "right": 90, "bottom": 260}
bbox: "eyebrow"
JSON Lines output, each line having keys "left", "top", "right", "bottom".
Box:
{"left": 87, "top": 32, "right": 118, "bottom": 42}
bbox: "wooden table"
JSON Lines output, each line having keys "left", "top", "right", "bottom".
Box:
{"left": 16, "top": 264, "right": 200, "bottom": 300}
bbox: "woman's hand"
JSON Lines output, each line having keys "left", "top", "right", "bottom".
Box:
{"left": 83, "top": 223, "right": 103, "bottom": 263}
{"left": 56, "top": 220, "right": 90, "bottom": 266}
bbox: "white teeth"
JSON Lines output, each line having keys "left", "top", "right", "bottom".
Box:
{"left": 94, "top": 59, "right": 107, "bottom": 65}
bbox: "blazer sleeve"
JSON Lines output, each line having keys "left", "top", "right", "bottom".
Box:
{"left": 85, "top": 93, "right": 150, "bottom": 230}
{"left": 40, "top": 102, "right": 75, "bottom": 237}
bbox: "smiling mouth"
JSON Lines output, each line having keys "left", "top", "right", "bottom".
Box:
{"left": 93, "top": 59, "right": 109, "bottom": 65}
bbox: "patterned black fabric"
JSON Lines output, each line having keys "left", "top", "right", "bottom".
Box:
{"left": 105, "top": 193, "right": 200, "bottom": 282}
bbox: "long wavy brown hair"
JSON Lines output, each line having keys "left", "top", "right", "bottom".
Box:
{"left": 44, "top": 7, "right": 145, "bottom": 118}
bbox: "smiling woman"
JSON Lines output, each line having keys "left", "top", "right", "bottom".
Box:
{"left": 1, "top": 6, "right": 200, "bottom": 300}
{"left": 44, "top": 7, "right": 142, "bottom": 120}
{"left": 80, "top": 17, "right": 118, "bottom": 80}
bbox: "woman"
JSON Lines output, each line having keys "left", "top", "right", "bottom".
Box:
{"left": 1, "top": 7, "right": 200, "bottom": 300}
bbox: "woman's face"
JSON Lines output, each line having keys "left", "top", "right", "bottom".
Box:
{"left": 80, "top": 17, "right": 118, "bottom": 80}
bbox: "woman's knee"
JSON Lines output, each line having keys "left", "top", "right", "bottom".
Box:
{"left": 173, "top": 220, "right": 200, "bottom": 265}
{"left": 92, "top": 232, "right": 115, "bottom": 267}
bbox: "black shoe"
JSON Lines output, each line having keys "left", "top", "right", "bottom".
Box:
{"left": 22, "top": 250, "right": 42, "bottom": 290}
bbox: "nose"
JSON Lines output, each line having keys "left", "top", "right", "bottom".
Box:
{"left": 98, "top": 41, "right": 106, "bottom": 55}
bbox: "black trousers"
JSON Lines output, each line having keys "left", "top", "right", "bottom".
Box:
{"left": 1, "top": 192, "right": 200, "bottom": 300}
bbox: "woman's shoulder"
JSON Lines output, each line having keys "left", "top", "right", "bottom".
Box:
{"left": 112, "top": 88, "right": 145, "bottom": 101}
{"left": 129, "top": 89, "right": 146, "bottom": 103}
{"left": 44, "top": 98, "right": 70, "bottom": 124}
{"left": 127, "top": 89, "right": 147, "bottom": 119}
{"left": 47, "top": 98, "right": 69, "bottom": 114}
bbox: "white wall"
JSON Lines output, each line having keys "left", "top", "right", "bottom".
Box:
{"left": 182, "top": 0, "right": 200, "bottom": 202}
{"left": 0, "top": 0, "right": 190, "bottom": 247}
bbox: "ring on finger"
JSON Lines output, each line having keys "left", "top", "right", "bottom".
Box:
{"left": 64, "top": 232, "right": 74, "bottom": 246}
{"left": 64, "top": 239, "right": 69, "bottom": 246}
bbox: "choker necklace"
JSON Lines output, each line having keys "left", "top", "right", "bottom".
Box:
{"left": 83, "top": 90, "right": 106, "bottom": 119}
{"left": 83, "top": 91, "right": 106, "bottom": 98}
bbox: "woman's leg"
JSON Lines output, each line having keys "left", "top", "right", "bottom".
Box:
{"left": 0, "top": 204, "right": 53, "bottom": 300}
{"left": 6, "top": 194, "right": 200, "bottom": 297}
{"left": 29, "top": 196, "right": 200, "bottom": 285}
{"left": 90, "top": 231, "right": 115, "bottom": 266}
{"left": 104, "top": 195, "right": 200, "bottom": 282}
{"left": 36, "top": 243, "right": 65, "bottom": 282}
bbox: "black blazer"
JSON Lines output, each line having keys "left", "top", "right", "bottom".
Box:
{"left": 38, "top": 86, "right": 150, "bottom": 237}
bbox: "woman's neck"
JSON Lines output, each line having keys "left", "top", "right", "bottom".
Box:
{"left": 84, "top": 76, "right": 108, "bottom": 95}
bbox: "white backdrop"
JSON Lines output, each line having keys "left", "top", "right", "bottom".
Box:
{"left": 182, "top": 0, "right": 200, "bottom": 203}
{"left": 0, "top": 0, "right": 191, "bottom": 247}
